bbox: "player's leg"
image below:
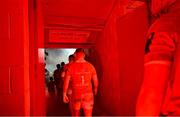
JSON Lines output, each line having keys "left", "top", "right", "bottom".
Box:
{"left": 73, "top": 109, "right": 80, "bottom": 116}
{"left": 71, "top": 101, "right": 81, "bottom": 116}
{"left": 84, "top": 109, "right": 92, "bottom": 117}
{"left": 82, "top": 93, "right": 94, "bottom": 117}
{"left": 68, "top": 95, "right": 74, "bottom": 116}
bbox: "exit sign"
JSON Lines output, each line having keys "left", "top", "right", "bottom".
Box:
{"left": 49, "top": 29, "right": 90, "bottom": 43}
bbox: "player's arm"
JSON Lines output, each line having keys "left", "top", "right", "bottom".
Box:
{"left": 63, "top": 73, "right": 71, "bottom": 103}
{"left": 91, "top": 65, "right": 98, "bottom": 95}
{"left": 136, "top": 32, "right": 176, "bottom": 116}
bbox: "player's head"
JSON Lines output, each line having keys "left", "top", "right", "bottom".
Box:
{"left": 74, "top": 48, "right": 85, "bottom": 60}
{"left": 56, "top": 64, "right": 60, "bottom": 69}
{"left": 50, "top": 77, "right": 53, "bottom": 81}
{"left": 61, "top": 62, "right": 65, "bottom": 67}
{"left": 68, "top": 54, "right": 75, "bottom": 63}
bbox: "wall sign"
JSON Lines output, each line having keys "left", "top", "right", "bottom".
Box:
{"left": 49, "top": 29, "right": 90, "bottom": 43}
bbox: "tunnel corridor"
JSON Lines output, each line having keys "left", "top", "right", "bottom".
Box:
{"left": 0, "top": 0, "right": 150, "bottom": 116}
{"left": 2, "top": 0, "right": 180, "bottom": 116}
{"left": 40, "top": 0, "right": 148, "bottom": 115}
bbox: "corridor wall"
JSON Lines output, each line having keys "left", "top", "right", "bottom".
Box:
{"left": 93, "top": 1, "right": 149, "bottom": 115}
{"left": 0, "top": 0, "right": 30, "bottom": 115}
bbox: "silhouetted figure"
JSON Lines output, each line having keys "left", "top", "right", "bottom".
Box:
{"left": 53, "top": 64, "right": 61, "bottom": 96}
{"left": 61, "top": 62, "right": 65, "bottom": 67}
{"left": 45, "top": 68, "right": 50, "bottom": 87}
{"left": 48, "top": 77, "right": 55, "bottom": 96}
{"left": 60, "top": 62, "right": 66, "bottom": 81}
{"left": 63, "top": 48, "right": 98, "bottom": 116}
{"left": 57, "top": 62, "right": 66, "bottom": 102}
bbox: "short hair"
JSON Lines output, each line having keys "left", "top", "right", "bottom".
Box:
{"left": 69, "top": 54, "right": 74, "bottom": 61}
{"left": 69, "top": 54, "right": 74, "bottom": 59}
{"left": 61, "top": 62, "right": 65, "bottom": 66}
{"left": 56, "top": 64, "right": 60, "bottom": 68}
{"left": 50, "top": 77, "right": 53, "bottom": 81}
{"left": 75, "top": 48, "right": 85, "bottom": 54}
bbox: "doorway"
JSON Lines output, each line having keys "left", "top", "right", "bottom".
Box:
{"left": 44, "top": 48, "right": 95, "bottom": 116}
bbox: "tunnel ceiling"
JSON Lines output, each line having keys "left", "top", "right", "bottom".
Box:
{"left": 42, "top": 0, "right": 117, "bottom": 28}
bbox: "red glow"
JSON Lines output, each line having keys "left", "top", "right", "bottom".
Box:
{"left": 0, "top": 0, "right": 150, "bottom": 116}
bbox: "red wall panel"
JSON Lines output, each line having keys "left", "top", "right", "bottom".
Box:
{"left": 0, "top": 0, "right": 30, "bottom": 115}
{"left": 117, "top": 3, "right": 148, "bottom": 115}
{"left": 93, "top": 1, "right": 149, "bottom": 115}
